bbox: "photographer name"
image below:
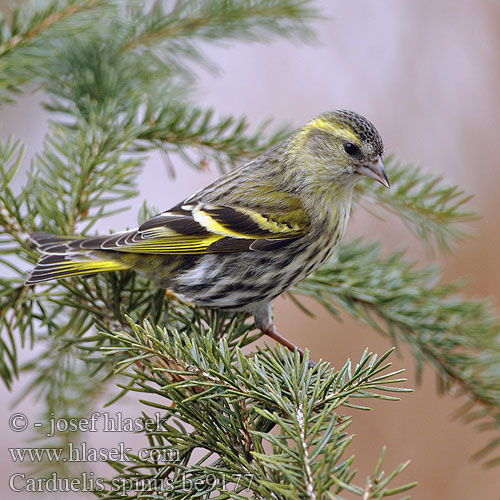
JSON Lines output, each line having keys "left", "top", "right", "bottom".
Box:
{"left": 45, "top": 411, "right": 165, "bottom": 437}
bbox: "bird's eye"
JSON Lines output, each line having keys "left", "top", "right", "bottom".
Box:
{"left": 344, "top": 142, "right": 362, "bottom": 157}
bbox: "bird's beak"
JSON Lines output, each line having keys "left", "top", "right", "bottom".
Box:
{"left": 358, "top": 157, "right": 390, "bottom": 188}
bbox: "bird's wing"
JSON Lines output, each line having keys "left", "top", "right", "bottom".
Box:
{"left": 51, "top": 203, "right": 310, "bottom": 255}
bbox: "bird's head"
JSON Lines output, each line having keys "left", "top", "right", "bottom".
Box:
{"left": 295, "top": 110, "right": 389, "bottom": 190}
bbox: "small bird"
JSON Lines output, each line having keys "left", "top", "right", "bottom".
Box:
{"left": 26, "top": 110, "right": 389, "bottom": 356}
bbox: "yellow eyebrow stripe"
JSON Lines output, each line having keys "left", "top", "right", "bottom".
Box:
{"left": 308, "top": 118, "right": 337, "bottom": 132}
{"left": 306, "top": 118, "right": 359, "bottom": 143}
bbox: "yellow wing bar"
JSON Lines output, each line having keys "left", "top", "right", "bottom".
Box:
{"left": 32, "top": 203, "right": 310, "bottom": 256}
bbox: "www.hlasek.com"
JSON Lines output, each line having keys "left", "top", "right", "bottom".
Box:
{"left": 10, "top": 472, "right": 255, "bottom": 494}
{"left": 9, "top": 441, "right": 178, "bottom": 464}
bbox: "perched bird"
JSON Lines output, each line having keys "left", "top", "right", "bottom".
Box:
{"left": 25, "top": 110, "right": 389, "bottom": 355}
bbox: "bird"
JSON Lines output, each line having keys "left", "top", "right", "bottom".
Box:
{"left": 25, "top": 110, "right": 389, "bottom": 356}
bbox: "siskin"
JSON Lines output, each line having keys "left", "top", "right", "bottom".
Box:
{"left": 26, "top": 110, "right": 389, "bottom": 355}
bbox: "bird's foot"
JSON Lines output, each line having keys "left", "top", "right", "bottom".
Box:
{"left": 261, "top": 324, "right": 315, "bottom": 368}
{"left": 164, "top": 289, "right": 194, "bottom": 307}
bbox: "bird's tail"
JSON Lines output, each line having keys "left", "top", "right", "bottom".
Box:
{"left": 25, "top": 233, "right": 130, "bottom": 285}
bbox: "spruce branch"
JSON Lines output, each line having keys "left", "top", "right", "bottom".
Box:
{"left": 40, "top": 37, "right": 292, "bottom": 172}
{"left": 134, "top": 105, "right": 293, "bottom": 171}
{"left": 355, "top": 155, "right": 477, "bottom": 252}
{"left": 292, "top": 238, "right": 500, "bottom": 463}
{"left": 96, "top": 322, "right": 414, "bottom": 499}
{"left": 0, "top": 136, "right": 32, "bottom": 246}
{"left": 0, "top": 0, "right": 106, "bottom": 103}
{"left": 0, "top": 0, "right": 498, "bottom": 496}
{"left": 123, "top": 0, "right": 319, "bottom": 52}
{"left": 0, "top": 0, "right": 99, "bottom": 56}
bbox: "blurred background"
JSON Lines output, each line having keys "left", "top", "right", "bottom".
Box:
{"left": 1, "top": 0, "right": 500, "bottom": 497}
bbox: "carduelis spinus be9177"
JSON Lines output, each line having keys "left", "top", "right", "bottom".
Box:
{"left": 26, "top": 110, "right": 389, "bottom": 355}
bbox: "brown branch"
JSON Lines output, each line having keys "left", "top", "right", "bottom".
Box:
{"left": 331, "top": 294, "right": 500, "bottom": 415}
{"left": 428, "top": 346, "right": 499, "bottom": 413}
{"left": 355, "top": 299, "right": 500, "bottom": 418}
{"left": 123, "top": 17, "right": 209, "bottom": 51}
{"left": 0, "top": 0, "right": 99, "bottom": 57}
{"left": 123, "top": 5, "right": 287, "bottom": 51}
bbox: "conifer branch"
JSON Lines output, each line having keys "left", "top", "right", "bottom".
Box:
{"left": 292, "top": 239, "right": 500, "bottom": 462}
{"left": 134, "top": 105, "right": 293, "bottom": 171}
{"left": 0, "top": 0, "right": 98, "bottom": 57}
{"left": 0, "top": 0, "right": 498, "bottom": 496}
{"left": 96, "top": 323, "right": 414, "bottom": 499}
{"left": 355, "top": 155, "right": 477, "bottom": 251}
{"left": 123, "top": 0, "right": 318, "bottom": 52}
{"left": 0, "top": 0, "right": 106, "bottom": 103}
